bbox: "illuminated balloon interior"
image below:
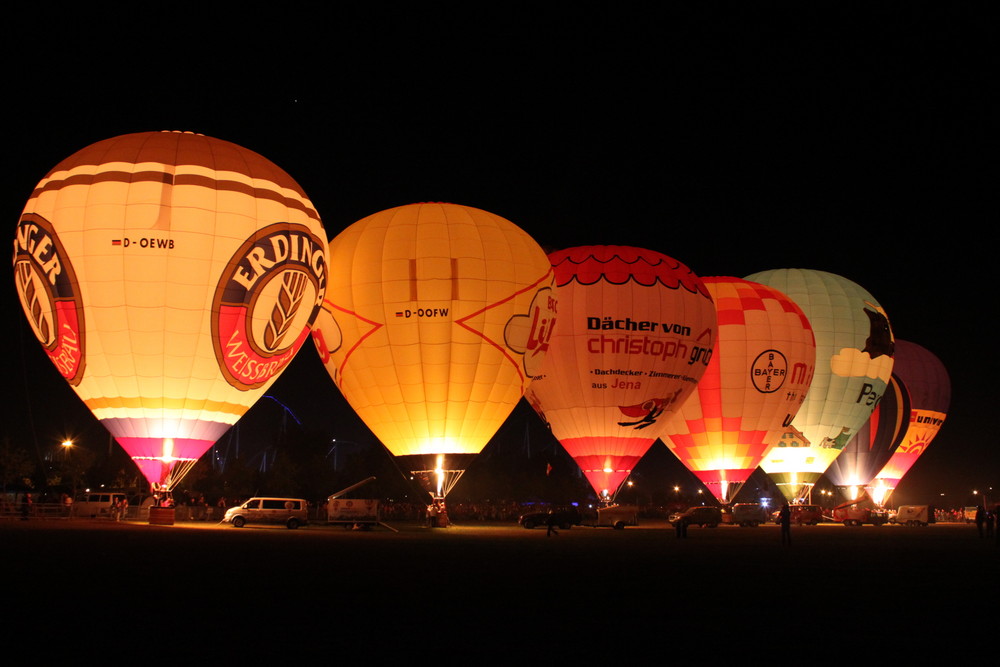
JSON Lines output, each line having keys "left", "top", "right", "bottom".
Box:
{"left": 13, "top": 131, "right": 327, "bottom": 496}
{"left": 313, "top": 202, "right": 555, "bottom": 499}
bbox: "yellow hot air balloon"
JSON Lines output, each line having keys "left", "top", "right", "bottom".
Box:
{"left": 13, "top": 131, "right": 328, "bottom": 499}
{"left": 312, "top": 203, "right": 555, "bottom": 500}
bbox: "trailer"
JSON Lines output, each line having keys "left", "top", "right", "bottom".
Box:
{"left": 591, "top": 504, "right": 639, "bottom": 529}
{"left": 325, "top": 477, "right": 397, "bottom": 531}
{"left": 893, "top": 505, "right": 935, "bottom": 526}
{"left": 730, "top": 503, "right": 768, "bottom": 527}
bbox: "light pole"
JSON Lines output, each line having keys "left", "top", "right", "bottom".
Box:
{"left": 61, "top": 439, "right": 76, "bottom": 497}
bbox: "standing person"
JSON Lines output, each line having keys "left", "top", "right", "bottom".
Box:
{"left": 119, "top": 496, "right": 129, "bottom": 521}
{"left": 546, "top": 511, "right": 559, "bottom": 537}
{"left": 21, "top": 493, "right": 32, "bottom": 520}
{"left": 975, "top": 505, "right": 985, "bottom": 538}
{"left": 779, "top": 503, "right": 792, "bottom": 545}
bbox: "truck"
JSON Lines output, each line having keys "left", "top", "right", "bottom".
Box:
{"left": 832, "top": 501, "right": 888, "bottom": 526}
{"left": 893, "top": 505, "right": 935, "bottom": 526}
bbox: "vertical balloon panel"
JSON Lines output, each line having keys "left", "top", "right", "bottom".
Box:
{"left": 525, "top": 246, "right": 717, "bottom": 500}
{"left": 14, "top": 131, "right": 328, "bottom": 491}
{"left": 744, "top": 269, "right": 894, "bottom": 502}
{"left": 661, "top": 277, "right": 816, "bottom": 503}
{"left": 824, "top": 373, "right": 911, "bottom": 501}
{"left": 313, "top": 203, "right": 555, "bottom": 498}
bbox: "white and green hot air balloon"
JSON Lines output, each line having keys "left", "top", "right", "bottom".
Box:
{"left": 743, "top": 269, "right": 894, "bottom": 503}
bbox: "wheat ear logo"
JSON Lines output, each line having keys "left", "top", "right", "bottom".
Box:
{"left": 212, "top": 223, "right": 327, "bottom": 390}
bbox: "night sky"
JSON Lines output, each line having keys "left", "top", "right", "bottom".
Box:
{"left": 3, "top": 6, "right": 991, "bottom": 505}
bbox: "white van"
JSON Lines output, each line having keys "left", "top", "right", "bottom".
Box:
{"left": 224, "top": 497, "right": 308, "bottom": 529}
{"left": 73, "top": 491, "right": 128, "bottom": 518}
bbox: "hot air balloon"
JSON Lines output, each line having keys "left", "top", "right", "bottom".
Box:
{"left": 661, "top": 277, "right": 816, "bottom": 504}
{"left": 871, "top": 340, "right": 950, "bottom": 504}
{"left": 13, "top": 131, "right": 328, "bottom": 506}
{"left": 312, "top": 203, "right": 555, "bottom": 501}
{"left": 524, "top": 246, "right": 717, "bottom": 502}
{"left": 744, "top": 269, "right": 894, "bottom": 503}
{"left": 824, "top": 373, "right": 911, "bottom": 502}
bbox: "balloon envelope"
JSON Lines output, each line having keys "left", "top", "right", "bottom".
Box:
{"left": 13, "top": 131, "right": 328, "bottom": 490}
{"left": 872, "top": 340, "right": 951, "bottom": 496}
{"left": 824, "top": 373, "right": 911, "bottom": 499}
{"left": 524, "top": 245, "right": 717, "bottom": 500}
{"left": 744, "top": 269, "right": 895, "bottom": 502}
{"left": 662, "top": 277, "right": 816, "bottom": 503}
{"left": 312, "top": 202, "right": 555, "bottom": 498}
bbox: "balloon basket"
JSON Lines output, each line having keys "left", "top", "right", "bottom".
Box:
{"left": 149, "top": 507, "right": 175, "bottom": 526}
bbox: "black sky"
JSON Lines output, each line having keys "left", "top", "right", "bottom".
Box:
{"left": 3, "top": 5, "right": 992, "bottom": 504}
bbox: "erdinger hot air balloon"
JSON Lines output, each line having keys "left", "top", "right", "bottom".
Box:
{"left": 744, "top": 269, "right": 894, "bottom": 503}
{"left": 524, "top": 246, "right": 717, "bottom": 502}
{"left": 661, "top": 277, "right": 816, "bottom": 504}
{"left": 871, "top": 340, "right": 951, "bottom": 504}
{"left": 824, "top": 373, "right": 910, "bottom": 502}
{"left": 13, "top": 131, "right": 327, "bottom": 501}
{"left": 312, "top": 203, "right": 555, "bottom": 501}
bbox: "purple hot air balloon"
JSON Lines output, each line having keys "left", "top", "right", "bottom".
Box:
{"left": 870, "top": 340, "right": 951, "bottom": 502}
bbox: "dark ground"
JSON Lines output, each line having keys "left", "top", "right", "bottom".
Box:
{"left": 3, "top": 518, "right": 997, "bottom": 662}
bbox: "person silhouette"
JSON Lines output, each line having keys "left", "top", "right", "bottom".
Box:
{"left": 546, "top": 511, "right": 559, "bottom": 537}
{"left": 779, "top": 503, "right": 792, "bottom": 545}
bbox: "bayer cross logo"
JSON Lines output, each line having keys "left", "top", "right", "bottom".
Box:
{"left": 751, "top": 349, "right": 788, "bottom": 393}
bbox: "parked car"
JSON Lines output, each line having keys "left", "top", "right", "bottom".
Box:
{"left": 669, "top": 506, "right": 722, "bottom": 528}
{"left": 770, "top": 504, "right": 825, "bottom": 526}
{"left": 224, "top": 497, "right": 308, "bottom": 529}
{"left": 519, "top": 507, "right": 582, "bottom": 530}
{"left": 73, "top": 491, "right": 128, "bottom": 518}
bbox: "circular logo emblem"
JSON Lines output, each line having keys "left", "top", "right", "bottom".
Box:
{"left": 212, "top": 223, "right": 327, "bottom": 390}
{"left": 751, "top": 349, "right": 787, "bottom": 393}
{"left": 13, "top": 213, "right": 86, "bottom": 384}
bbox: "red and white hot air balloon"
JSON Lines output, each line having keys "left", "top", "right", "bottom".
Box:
{"left": 525, "top": 245, "right": 717, "bottom": 502}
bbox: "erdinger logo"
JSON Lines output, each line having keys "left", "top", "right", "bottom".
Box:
{"left": 13, "top": 213, "right": 86, "bottom": 385}
{"left": 213, "top": 223, "right": 327, "bottom": 390}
